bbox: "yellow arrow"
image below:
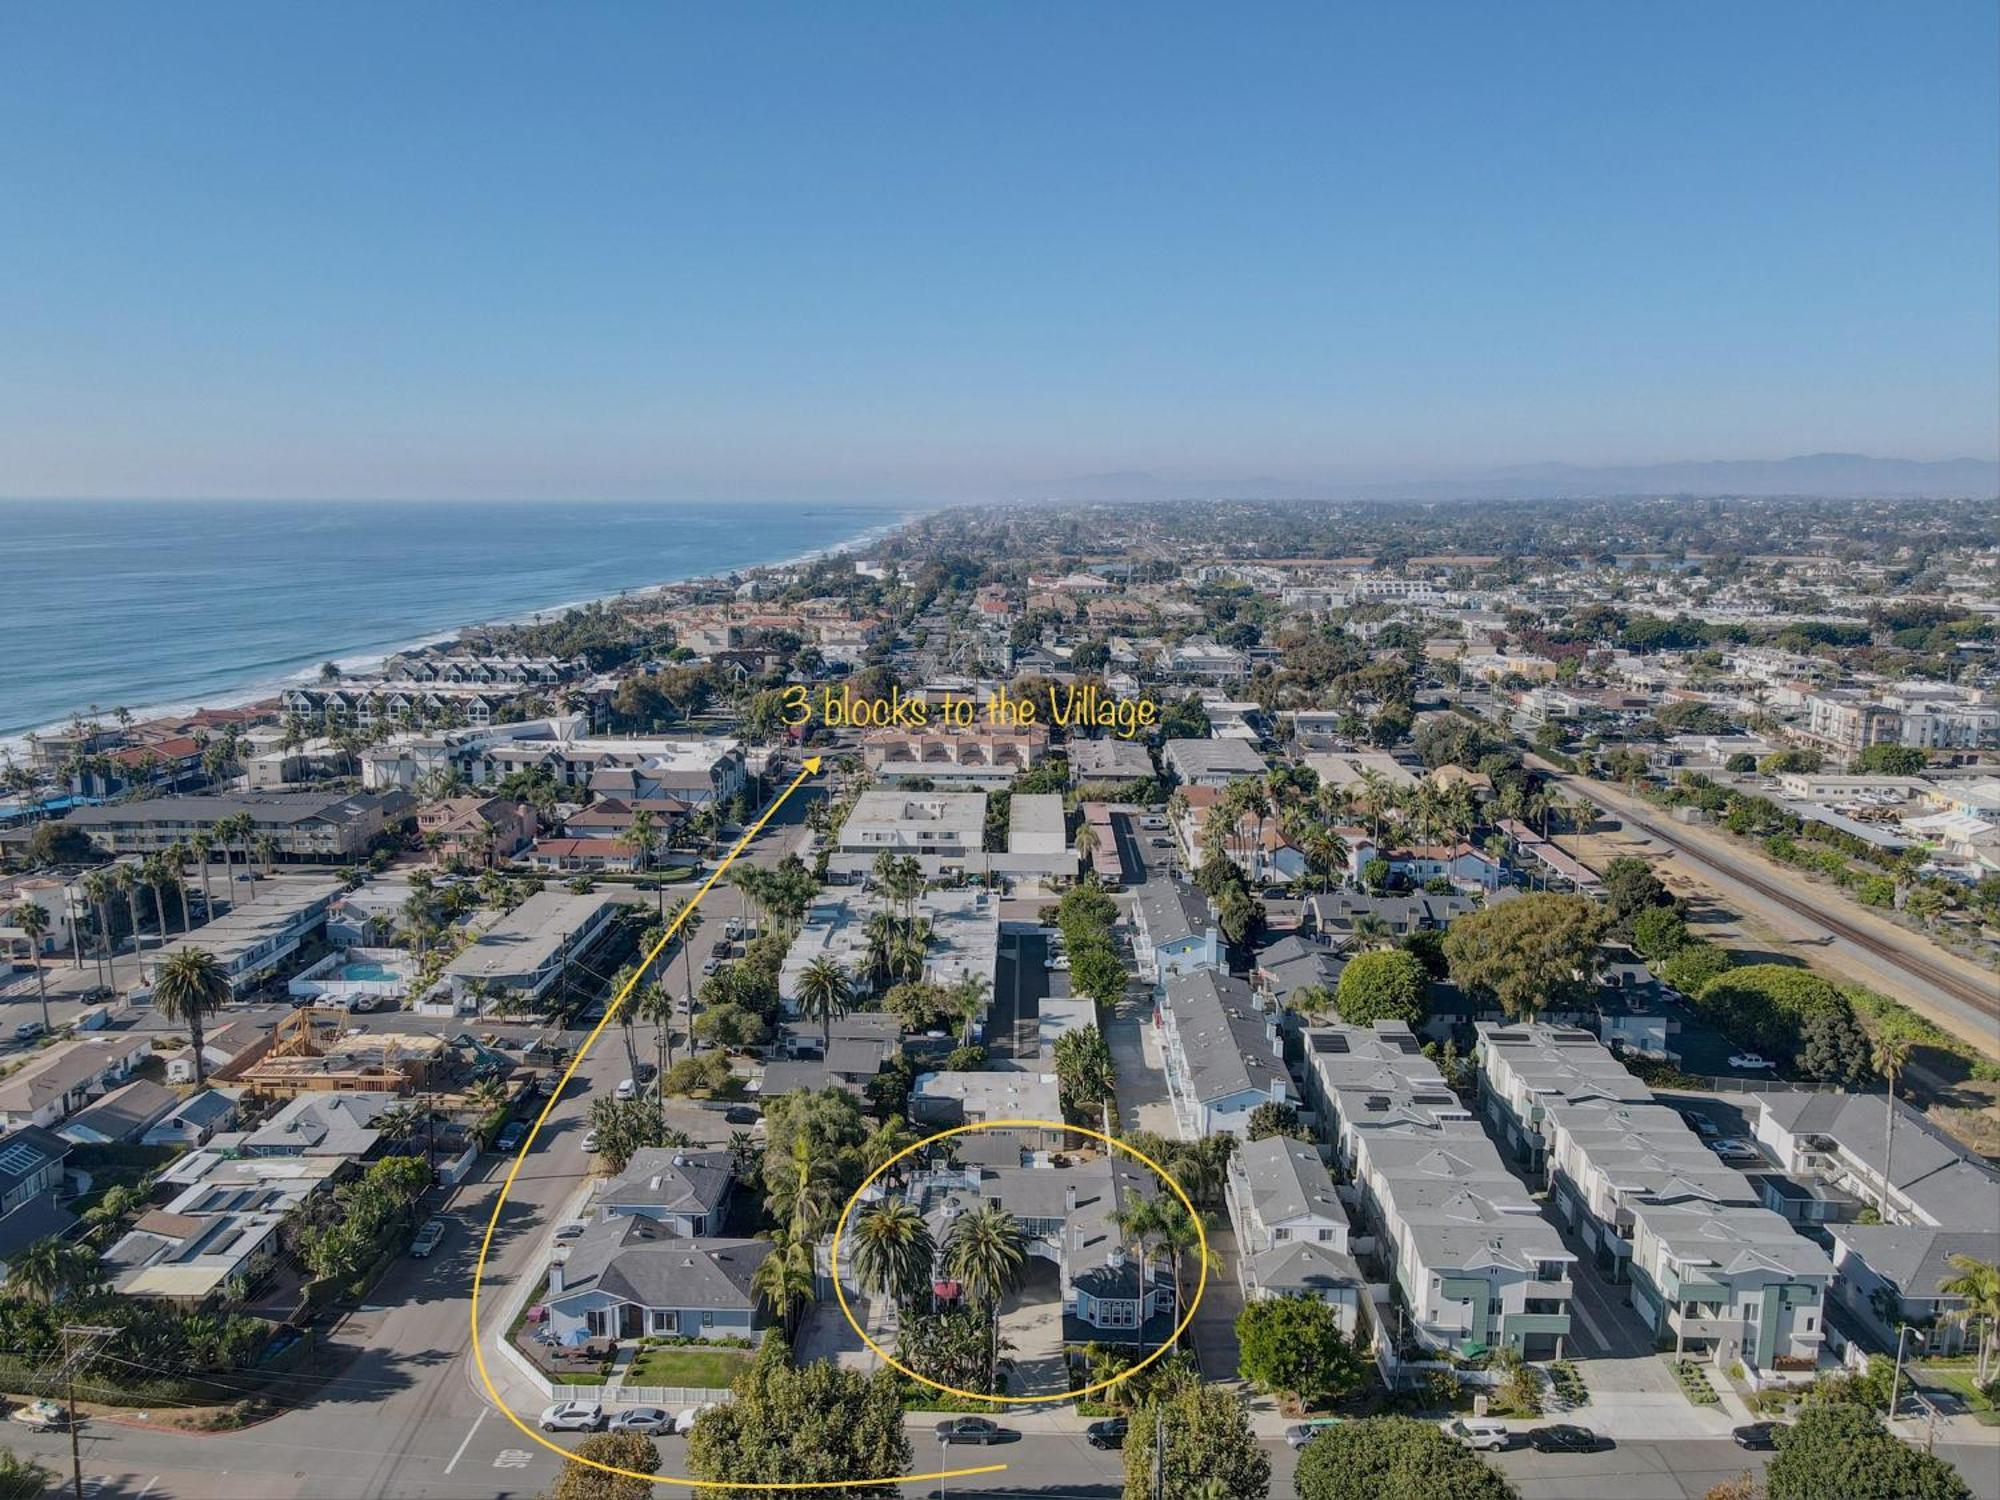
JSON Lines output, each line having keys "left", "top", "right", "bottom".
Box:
{"left": 468, "top": 756, "right": 1006, "bottom": 1490}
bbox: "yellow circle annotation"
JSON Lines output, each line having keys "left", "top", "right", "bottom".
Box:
{"left": 829, "top": 1118, "right": 1208, "bottom": 1405}
{"left": 468, "top": 760, "right": 1008, "bottom": 1491}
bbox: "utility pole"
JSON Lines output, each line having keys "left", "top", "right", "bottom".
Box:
{"left": 56, "top": 1324, "right": 117, "bottom": 1500}
{"left": 1152, "top": 1409, "right": 1166, "bottom": 1499}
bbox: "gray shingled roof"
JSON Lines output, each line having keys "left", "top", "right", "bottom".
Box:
{"left": 557, "top": 1219, "right": 770, "bottom": 1309}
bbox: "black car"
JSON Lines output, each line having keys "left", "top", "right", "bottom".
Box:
{"left": 1732, "top": 1422, "right": 1781, "bottom": 1451}
{"left": 934, "top": 1417, "right": 1005, "bottom": 1445}
{"left": 1086, "top": 1417, "right": 1129, "bottom": 1450}
{"left": 1527, "top": 1424, "right": 1611, "bottom": 1454}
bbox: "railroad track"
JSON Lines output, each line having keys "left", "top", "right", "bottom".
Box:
{"left": 1565, "top": 780, "right": 1999, "bottom": 1025}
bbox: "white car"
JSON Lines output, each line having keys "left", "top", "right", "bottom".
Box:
{"left": 1441, "top": 1418, "right": 1512, "bottom": 1452}
{"left": 1729, "top": 1053, "right": 1776, "bottom": 1070}
{"left": 409, "top": 1217, "right": 449, "bottom": 1258}
{"left": 607, "top": 1406, "right": 674, "bottom": 1434}
{"left": 1710, "top": 1137, "right": 1760, "bottom": 1161}
{"left": 674, "top": 1403, "right": 719, "bottom": 1434}
{"left": 615, "top": 1078, "right": 638, "bottom": 1101}
{"left": 1045, "top": 954, "right": 1071, "bottom": 971}
{"left": 539, "top": 1401, "right": 606, "bottom": 1432}
{"left": 581, "top": 1130, "right": 600, "bottom": 1153}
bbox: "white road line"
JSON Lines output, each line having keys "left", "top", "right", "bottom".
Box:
{"left": 135, "top": 1478, "right": 160, "bottom": 1500}
{"left": 444, "top": 1407, "right": 488, "bottom": 1475}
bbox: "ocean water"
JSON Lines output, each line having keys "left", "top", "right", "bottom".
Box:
{"left": 0, "top": 498, "right": 910, "bottom": 744}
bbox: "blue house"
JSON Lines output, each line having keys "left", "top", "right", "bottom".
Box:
{"left": 1130, "top": 880, "right": 1224, "bottom": 983}
{"left": 544, "top": 1219, "right": 771, "bottom": 1344}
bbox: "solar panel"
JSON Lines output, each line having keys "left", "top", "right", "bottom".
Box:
{"left": 0, "top": 1142, "right": 47, "bottom": 1179}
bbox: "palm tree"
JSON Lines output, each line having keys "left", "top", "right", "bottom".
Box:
{"left": 943, "top": 1204, "right": 1026, "bottom": 1392}
{"left": 150, "top": 947, "right": 231, "bottom": 1086}
{"left": 672, "top": 900, "right": 704, "bottom": 1012}
{"left": 114, "top": 863, "right": 145, "bottom": 953}
{"left": 861, "top": 1117, "right": 921, "bottom": 1188}
{"left": 166, "top": 844, "right": 193, "bottom": 932}
{"left": 81, "top": 869, "right": 117, "bottom": 994}
{"left": 1349, "top": 912, "right": 1394, "bottom": 951}
{"left": 753, "top": 1228, "right": 819, "bottom": 1342}
{"left": 465, "top": 1077, "right": 509, "bottom": 1114}
{"left": 1073, "top": 821, "right": 1100, "bottom": 868}
{"left": 850, "top": 1198, "right": 936, "bottom": 1311}
{"left": 1873, "top": 1035, "right": 1913, "bottom": 1221}
{"left": 7, "top": 1238, "right": 97, "bottom": 1306}
{"left": 620, "top": 808, "right": 661, "bottom": 914}
{"left": 637, "top": 981, "right": 677, "bottom": 1097}
{"left": 771, "top": 1132, "right": 839, "bottom": 1240}
{"left": 376, "top": 1103, "right": 424, "bottom": 1143}
{"left": 7, "top": 904, "right": 53, "bottom": 1034}
{"left": 1113, "top": 1197, "right": 1167, "bottom": 1353}
{"left": 1938, "top": 1254, "right": 2000, "bottom": 1384}
{"left": 860, "top": 909, "right": 900, "bottom": 990}
{"left": 797, "top": 957, "right": 852, "bottom": 1053}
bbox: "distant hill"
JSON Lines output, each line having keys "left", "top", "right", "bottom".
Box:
{"left": 1045, "top": 452, "right": 1998, "bottom": 502}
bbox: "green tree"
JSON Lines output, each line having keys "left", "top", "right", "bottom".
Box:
{"left": 943, "top": 1204, "right": 1026, "bottom": 1392}
{"left": 1294, "top": 1415, "right": 1516, "bottom": 1500}
{"left": 1335, "top": 949, "right": 1430, "bottom": 1027}
{"left": 1695, "top": 963, "right": 1853, "bottom": 1061}
{"left": 0, "top": 1449, "right": 48, "bottom": 1500}
{"left": 1443, "top": 893, "right": 1605, "bottom": 1020}
{"left": 1937, "top": 1253, "right": 2000, "bottom": 1385}
{"left": 5, "top": 903, "right": 52, "bottom": 1034}
{"left": 1247, "top": 1101, "right": 1309, "bottom": 1141}
{"left": 150, "top": 946, "right": 231, "bottom": 1086}
{"left": 540, "top": 1430, "right": 660, "bottom": 1500}
{"left": 1660, "top": 938, "right": 1732, "bottom": 996}
{"left": 795, "top": 957, "right": 853, "bottom": 1053}
{"left": 684, "top": 1338, "right": 912, "bottom": 1493}
{"left": 1631, "top": 905, "right": 1689, "bottom": 961}
{"left": 1764, "top": 1402, "right": 1970, "bottom": 1500}
{"left": 1053, "top": 1024, "right": 1116, "bottom": 1122}
{"left": 1121, "top": 1382, "right": 1270, "bottom": 1500}
{"left": 1852, "top": 745, "right": 1926, "bottom": 776}
{"left": 848, "top": 1198, "right": 935, "bottom": 1311}
{"left": 1798, "top": 1004, "right": 1874, "bottom": 1086}
{"left": 1236, "top": 1294, "right": 1363, "bottom": 1409}
{"left": 1068, "top": 939, "right": 1130, "bottom": 1008}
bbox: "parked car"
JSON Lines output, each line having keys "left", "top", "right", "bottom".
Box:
{"left": 554, "top": 1219, "right": 591, "bottom": 1241}
{"left": 1285, "top": 1417, "right": 1345, "bottom": 1448}
{"left": 409, "top": 1217, "right": 449, "bottom": 1258}
{"left": 1440, "top": 1418, "right": 1512, "bottom": 1452}
{"left": 934, "top": 1417, "right": 1006, "bottom": 1445}
{"left": 615, "top": 1078, "right": 638, "bottom": 1101}
{"left": 1046, "top": 954, "right": 1071, "bottom": 971}
{"left": 11, "top": 1022, "right": 43, "bottom": 1044}
{"left": 581, "top": 1130, "right": 600, "bottom": 1153}
{"left": 1148, "top": 836, "right": 1172, "bottom": 848}
{"left": 1710, "top": 1137, "right": 1760, "bottom": 1161}
{"left": 1527, "top": 1424, "right": 1611, "bottom": 1454}
{"left": 1085, "top": 1417, "right": 1128, "bottom": 1450}
{"left": 702, "top": 957, "right": 721, "bottom": 975}
{"left": 1732, "top": 1422, "right": 1782, "bottom": 1451}
{"left": 607, "top": 1407, "right": 674, "bottom": 1434}
{"left": 539, "top": 1401, "right": 606, "bottom": 1432}
{"left": 673, "top": 1403, "right": 719, "bottom": 1434}
{"left": 1729, "top": 1053, "right": 1775, "bottom": 1070}
{"left": 1679, "top": 1109, "right": 1721, "bottom": 1138}
{"left": 496, "top": 1122, "right": 527, "bottom": 1152}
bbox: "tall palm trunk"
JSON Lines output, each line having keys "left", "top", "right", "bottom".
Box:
{"left": 63, "top": 889, "right": 85, "bottom": 970}
{"left": 94, "top": 899, "right": 116, "bottom": 993}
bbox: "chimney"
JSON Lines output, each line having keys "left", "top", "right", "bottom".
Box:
{"left": 1064, "top": 1183, "right": 1078, "bottom": 1213}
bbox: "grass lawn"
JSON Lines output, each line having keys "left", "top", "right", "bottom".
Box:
{"left": 625, "top": 1346, "right": 754, "bottom": 1388}
{"left": 1915, "top": 1361, "right": 1999, "bottom": 1425}
{"left": 553, "top": 1372, "right": 607, "bottom": 1387}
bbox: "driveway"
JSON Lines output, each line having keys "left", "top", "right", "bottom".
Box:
{"left": 1106, "top": 992, "right": 1177, "bottom": 1139}
{"left": 998, "top": 1259, "right": 1069, "bottom": 1396}
{"left": 1188, "top": 1220, "right": 1245, "bottom": 1388}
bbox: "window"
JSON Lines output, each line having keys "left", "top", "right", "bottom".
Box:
{"left": 702, "top": 1311, "right": 715, "bottom": 1328}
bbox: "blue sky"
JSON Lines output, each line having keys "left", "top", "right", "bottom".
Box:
{"left": 1, "top": 2, "right": 1995, "bottom": 500}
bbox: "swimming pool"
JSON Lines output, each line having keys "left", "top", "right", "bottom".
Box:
{"left": 341, "top": 962, "right": 398, "bottom": 982}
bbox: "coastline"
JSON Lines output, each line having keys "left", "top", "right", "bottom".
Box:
{"left": 0, "top": 510, "right": 914, "bottom": 761}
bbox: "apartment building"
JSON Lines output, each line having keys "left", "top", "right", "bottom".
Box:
{"left": 1129, "top": 880, "right": 1223, "bottom": 983}
{"left": 1224, "top": 1134, "right": 1365, "bottom": 1336}
{"left": 1157, "top": 969, "right": 1294, "bottom": 1139}
{"left": 835, "top": 790, "right": 984, "bottom": 861}
{"left": 1750, "top": 1090, "right": 2000, "bottom": 1357}
{"left": 140, "top": 875, "right": 347, "bottom": 996}
{"left": 1304, "top": 1021, "right": 1574, "bottom": 1363}
{"left": 778, "top": 887, "right": 998, "bottom": 1013}
{"left": 440, "top": 890, "right": 620, "bottom": 1011}
{"left": 1162, "top": 737, "right": 1266, "bottom": 788}
{"left": 862, "top": 726, "right": 1049, "bottom": 789}
{"left": 1479, "top": 1025, "right": 1831, "bottom": 1381}
{"left": 68, "top": 790, "right": 411, "bottom": 861}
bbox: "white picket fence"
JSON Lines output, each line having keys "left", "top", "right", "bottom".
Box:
{"left": 610, "top": 1384, "right": 732, "bottom": 1407}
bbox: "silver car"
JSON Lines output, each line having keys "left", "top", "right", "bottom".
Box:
{"left": 607, "top": 1406, "right": 673, "bottom": 1434}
